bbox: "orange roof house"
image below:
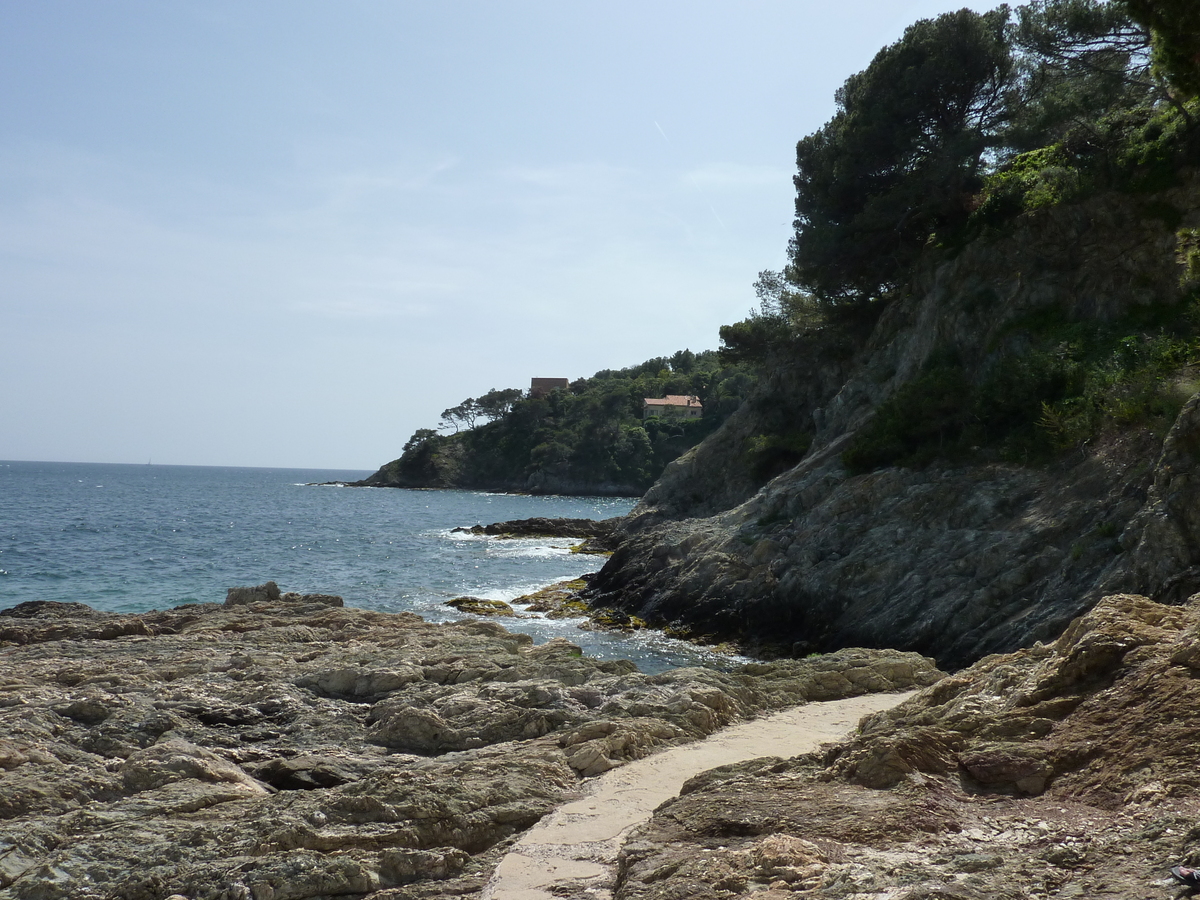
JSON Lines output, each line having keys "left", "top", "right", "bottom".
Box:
{"left": 643, "top": 394, "right": 703, "bottom": 421}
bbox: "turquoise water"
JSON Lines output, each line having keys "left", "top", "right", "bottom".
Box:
{"left": 0, "top": 460, "right": 735, "bottom": 672}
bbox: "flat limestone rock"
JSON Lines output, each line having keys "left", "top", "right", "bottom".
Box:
{"left": 0, "top": 589, "right": 941, "bottom": 900}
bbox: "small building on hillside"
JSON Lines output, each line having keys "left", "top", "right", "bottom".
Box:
{"left": 643, "top": 394, "right": 703, "bottom": 422}
{"left": 530, "top": 377, "right": 570, "bottom": 399}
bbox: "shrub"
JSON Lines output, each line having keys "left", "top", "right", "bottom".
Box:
{"left": 843, "top": 301, "right": 1200, "bottom": 473}
{"left": 1179, "top": 228, "right": 1200, "bottom": 288}
{"left": 745, "top": 431, "right": 814, "bottom": 482}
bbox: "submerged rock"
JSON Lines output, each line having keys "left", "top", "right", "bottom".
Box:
{"left": 452, "top": 516, "right": 624, "bottom": 554}
{"left": 451, "top": 517, "right": 620, "bottom": 540}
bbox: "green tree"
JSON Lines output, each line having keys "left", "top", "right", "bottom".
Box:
{"left": 439, "top": 398, "right": 480, "bottom": 432}
{"left": 1006, "top": 0, "right": 1155, "bottom": 150}
{"left": 720, "top": 272, "right": 825, "bottom": 364}
{"left": 402, "top": 428, "right": 439, "bottom": 453}
{"left": 475, "top": 387, "right": 523, "bottom": 421}
{"left": 669, "top": 348, "right": 696, "bottom": 374}
{"left": 787, "top": 8, "right": 1015, "bottom": 310}
{"left": 1119, "top": 0, "right": 1200, "bottom": 98}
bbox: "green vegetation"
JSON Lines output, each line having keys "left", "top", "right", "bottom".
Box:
{"left": 722, "top": 1, "right": 1196, "bottom": 371}
{"left": 714, "top": 0, "right": 1200, "bottom": 476}
{"left": 378, "top": 2, "right": 1200, "bottom": 493}
{"left": 1179, "top": 228, "right": 1200, "bottom": 286}
{"left": 438, "top": 388, "right": 523, "bottom": 432}
{"left": 718, "top": 270, "right": 831, "bottom": 366}
{"left": 1119, "top": 0, "right": 1200, "bottom": 99}
{"left": 843, "top": 302, "right": 1200, "bottom": 473}
{"left": 781, "top": 0, "right": 1197, "bottom": 318}
{"left": 788, "top": 8, "right": 1014, "bottom": 311}
{"left": 744, "top": 430, "right": 813, "bottom": 483}
{"left": 391, "top": 350, "right": 753, "bottom": 493}
{"left": 968, "top": 100, "right": 1198, "bottom": 235}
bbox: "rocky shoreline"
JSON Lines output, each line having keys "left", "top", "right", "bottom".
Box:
{"left": 0, "top": 585, "right": 940, "bottom": 900}
{"left": 5, "top": 581, "right": 1200, "bottom": 899}
{"left": 615, "top": 590, "right": 1200, "bottom": 900}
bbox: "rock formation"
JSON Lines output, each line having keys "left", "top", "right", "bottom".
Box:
{"left": 615, "top": 591, "right": 1200, "bottom": 899}
{"left": 0, "top": 587, "right": 940, "bottom": 900}
{"left": 587, "top": 177, "right": 1200, "bottom": 670}
{"left": 450, "top": 517, "right": 619, "bottom": 540}
{"left": 450, "top": 517, "right": 621, "bottom": 552}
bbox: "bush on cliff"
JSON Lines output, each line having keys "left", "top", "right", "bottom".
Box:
{"left": 843, "top": 300, "right": 1200, "bottom": 473}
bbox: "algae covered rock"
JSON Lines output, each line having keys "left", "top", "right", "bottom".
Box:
{"left": 445, "top": 596, "right": 517, "bottom": 617}
{"left": 516, "top": 579, "right": 592, "bottom": 618}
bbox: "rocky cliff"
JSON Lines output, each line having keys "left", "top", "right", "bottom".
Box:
{"left": 587, "top": 176, "right": 1200, "bottom": 670}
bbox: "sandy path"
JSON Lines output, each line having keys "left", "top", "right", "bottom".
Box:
{"left": 482, "top": 690, "right": 912, "bottom": 900}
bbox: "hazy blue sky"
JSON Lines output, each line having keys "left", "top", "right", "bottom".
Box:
{"left": 1, "top": 0, "right": 994, "bottom": 470}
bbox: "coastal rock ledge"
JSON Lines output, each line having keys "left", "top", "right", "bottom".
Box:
{"left": 0, "top": 586, "right": 939, "bottom": 900}
{"left": 615, "top": 591, "right": 1200, "bottom": 900}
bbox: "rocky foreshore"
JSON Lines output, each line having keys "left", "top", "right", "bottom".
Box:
{"left": 615, "top": 591, "right": 1200, "bottom": 899}
{"left": 0, "top": 584, "right": 940, "bottom": 900}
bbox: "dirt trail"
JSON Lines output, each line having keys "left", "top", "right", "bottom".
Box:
{"left": 482, "top": 691, "right": 913, "bottom": 900}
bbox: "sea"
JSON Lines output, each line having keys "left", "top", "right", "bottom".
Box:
{"left": 0, "top": 460, "right": 738, "bottom": 673}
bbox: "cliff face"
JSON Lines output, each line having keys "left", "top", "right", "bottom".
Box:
{"left": 587, "top": 177, "right": 1200, "bottom": 670}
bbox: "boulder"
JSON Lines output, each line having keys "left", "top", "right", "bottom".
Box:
{"left": 225, "top": 581, "right": 282, "bottom": 605}
{"left": 445, "top": 596, "right": 517, "bottom": 617}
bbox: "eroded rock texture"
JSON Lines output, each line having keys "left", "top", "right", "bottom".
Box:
{"left": 0, "top": 591, "right": 940, "bottom": 900}
{"left": 616, "top": 591, "right": 1200, "bottom": 900}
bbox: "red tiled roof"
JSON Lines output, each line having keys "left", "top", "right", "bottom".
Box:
{"left": 643, "top": 395, "right": 702, "bottom": 408}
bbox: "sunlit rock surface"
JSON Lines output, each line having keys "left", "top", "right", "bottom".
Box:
{"left": 616, "top": 591, "right": 1200, "bottom": 900}
{"left": 0, "top": 589, "right": 939, "bottom": 899}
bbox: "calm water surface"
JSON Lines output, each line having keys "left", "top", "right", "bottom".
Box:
{"left": 0, "top": 460, "right": 739, "bottom": 672}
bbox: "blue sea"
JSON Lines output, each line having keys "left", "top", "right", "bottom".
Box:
{"left": 0, "top": 460, "right": 735, "bottom": 673}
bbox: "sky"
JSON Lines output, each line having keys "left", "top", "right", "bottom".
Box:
{"left": 1, "top": 0, "right": 997, "bottom": 471}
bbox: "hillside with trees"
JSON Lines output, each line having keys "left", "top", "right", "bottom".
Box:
{"left": 715, "top": 0, "right": 1200, "bottom": 480}
{"left": 363, "top": 0, "right": 1200, "bottom": 524}
{"left": 359, "top": 350, "right": 754, "bottom": 495}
